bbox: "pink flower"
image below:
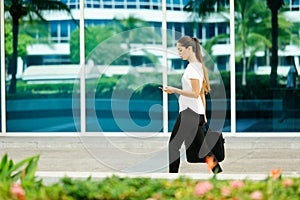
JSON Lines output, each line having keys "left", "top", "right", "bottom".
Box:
{"left": 283, "top": 179, "right": 293, "bottom": 187}
{"left": 221, "top": 187, "right": 231, "bottom": 197}
{"left": 11, "top": 183, "right": 26, "bottom": 200}
{"left": 230, "top": 180, "right": 244, "bottom": 189}
{"left": 194, "top": 181, "right": 213, "bottom": 197}
{"left": 250, "top": 191, "right": 263, "bottom": 200}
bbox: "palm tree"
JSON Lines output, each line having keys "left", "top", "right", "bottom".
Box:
{"left": 113, "top": 15, "right": 160, "bottom": 66}
{"left": 5, "top": 0, "right": 74, "bottom": 93}
{"left": 184, "top": 0, "right": 228, "bottom": 17}
{"left": 184, "top": 0, "right": 228, "bottom": 36}
{"left": 254, "top": 8, "right": 295, "bottom": 69}
{"left": 266, "top": 0, "right": 285, "bottom": 88}
{"left": 235, "top": 0, "right": 271, "bottom": 85}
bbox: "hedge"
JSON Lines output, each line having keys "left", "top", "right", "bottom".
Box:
{"left": 6, "top": 72, "right": 294, "bottom": 100}
{"left": 1, "top": 154, "right": 300, "bottom": 200}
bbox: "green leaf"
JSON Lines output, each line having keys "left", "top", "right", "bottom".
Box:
{"left": 22, "top": 155, "right": 39, "bottom": 183}
{"left": 0, "top": 153, "right": 8, "bottom": 173}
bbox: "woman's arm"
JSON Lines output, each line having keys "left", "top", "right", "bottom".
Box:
{"left": 200, "top": 90, "right": 207, "bottom": 122}
{"left": 163, "top": 79, "right": 200, "bottom": 98}
{"left": 200, "top": 91, "right": 206, "bottom": 112}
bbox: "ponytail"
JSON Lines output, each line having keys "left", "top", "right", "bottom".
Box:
{"left": 192, "top": 37, "right": 211, "bottom": 94}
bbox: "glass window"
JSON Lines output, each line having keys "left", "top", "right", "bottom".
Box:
{"left": 103, "top": 0, "right": 113, "bottom": 8}
{"left": 70, "top": 0, "right": 79, "bottom": 9}
{"left": 218, "top": 23, "right": 227, "bottom": 35}
{"left": 85, "top": 19, "right": 163, "bottom": 132}
{"left": 152, "top": 0, "right": 160, "bottom": 9}
{"left": 291, "top": 0, "right": 300, "bottom": 10}
{"left": 206, "top": 23, "right": 215, "bottom": 38}
{"left": 235, "top": 1, "right": 300, "bottom": 132}
{"left": 197, "top": 24, "right": 202, "bottom": 39}
{"left": 50, "top": 22, "right": 58, "bottom": 37}
{"left": 182, "top": 0, "right": 190, "bottom": 5}
{"left": 85, "top": 0, "right": 93, "bottom": 8}
{"left": 115, "top": 4, "right": 125, "bottom": 9}
{"left": 217, "top": 56, "right": 228, "bottom": 71}
{"left": 174, "top": 23, "right": 181, "bottom": 33}
{"left": 5, "top": 20, "right": 78, "bottom": 132}
{"left": 60, "top": 21, "right": 69, "bottom": 38}
{"left": 173, "top": 0, "right": 180, "bottom": 10}
{"left": 292, "top": 0, "right": 299, "bottom": 5}
{"left": 184, "top": 23, "right": 193, "bottom": 37}
{"left": 2, "top": 0, "right": 278, "bottom": 135}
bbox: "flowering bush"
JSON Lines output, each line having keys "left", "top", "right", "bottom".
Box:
{"left": 0, "top": 154, "right": 300, "bottom": 200}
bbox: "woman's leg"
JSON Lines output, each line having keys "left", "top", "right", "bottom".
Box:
{"left": 168, "top": 114, "right": 182, "bottom": 173}
{"left": 169, "top": 108, "right": 200, "bottom": 173}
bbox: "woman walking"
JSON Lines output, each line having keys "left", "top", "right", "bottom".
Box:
{"left": 161, "top": 36, "right": 222, "bottom": 173}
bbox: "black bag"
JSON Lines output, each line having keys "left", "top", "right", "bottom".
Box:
{"left": 186, "top": 124, "right": 225, "bottom": 163}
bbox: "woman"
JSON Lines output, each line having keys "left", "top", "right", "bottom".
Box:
{"left": 279, "top": 56, "right": 299, "bottom": 123}
{"left": 161, "top": 36, "right": 222, "bottom": 173}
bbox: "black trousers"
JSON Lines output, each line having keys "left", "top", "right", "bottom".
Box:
{"left": 168, "top": 108, "right": 205, "bottom": 173}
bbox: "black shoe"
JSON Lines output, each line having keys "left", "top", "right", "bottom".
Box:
{"left": 212, "top": 163, "right": 223, "bottom": 174}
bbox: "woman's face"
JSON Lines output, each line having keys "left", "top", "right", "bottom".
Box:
{"left": 177, "top": 43, "right": 190, "bottom": 60}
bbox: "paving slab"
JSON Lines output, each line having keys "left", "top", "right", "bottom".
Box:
{"left": 1, "top": 135, "right": 300, "bottom": 181}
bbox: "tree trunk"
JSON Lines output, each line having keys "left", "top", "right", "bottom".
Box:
{"left": 242, "top": 40, "right": 247, "bottom": 86}
{"left": 8, "top": 16, "right": 19, "bottom": 94}
{"left": 266, "top": 48, "right": 270, "bottom": 66}
{"left": 269, "top": 9, "right": 278, "bottom": 88}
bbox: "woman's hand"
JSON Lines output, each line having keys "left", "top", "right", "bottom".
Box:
{"left": 161, "top": 86, "right": 177, "bottom": 94}
{"left": 204, "top": 115, "right": 207, "bottom": 123}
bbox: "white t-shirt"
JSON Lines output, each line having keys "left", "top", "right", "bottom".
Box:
{"left": 178, "top": 62, "right": 205, "bottom": 114}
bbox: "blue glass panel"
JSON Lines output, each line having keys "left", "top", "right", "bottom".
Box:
{"left": 60, "top": 21, "right": 68, "bottom": 37}
{"left": 174, "top": 23, "right": 181, "bottom": 33}
{"left": 292, "top": 0, "right": 299, "bottom": 5}
{"left": 218, "top": 23, "right": 227, "bottom": 34}
{"left": 182, "top": 0, "right": 190, "bottom": 5}
{"left": 184, "top": 23, "right": 193, "bottom": 36}
{"left": 50, "top": 22, "right": 58, "bottom": 37}
{"left": 206, "top": 23, "right": 215, "bottom": 38}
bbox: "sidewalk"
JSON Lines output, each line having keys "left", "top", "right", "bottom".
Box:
{"left": 1, "top": 134, "right": 300, "bottom": 182}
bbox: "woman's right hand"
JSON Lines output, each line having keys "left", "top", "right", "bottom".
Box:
{"left": 163, "top": 86, "right": 176, "bottom": 94}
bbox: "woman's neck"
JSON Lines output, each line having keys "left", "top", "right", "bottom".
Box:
{"left": 188, "top": 55, "right": 198, "bottom": 63}
{"left": 189, "top": 59, "right": 199, "bottom": 63}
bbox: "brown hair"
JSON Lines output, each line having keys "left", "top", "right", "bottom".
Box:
{"left": 177, "top": 36, "right": 211, "bottom": 94}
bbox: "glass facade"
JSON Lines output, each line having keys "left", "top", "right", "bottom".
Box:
{"left": 1, "top": 0, "right": 300, "bottom": 134}
{"left": 235, "top": 0, "right": 300, "bottom": 132}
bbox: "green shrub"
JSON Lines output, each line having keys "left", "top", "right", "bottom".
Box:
{"left": 1, "top": 153, "right": 299, "bottom": 200}
{"left": 6, "top": 72, "right": 292, "bottom": 100}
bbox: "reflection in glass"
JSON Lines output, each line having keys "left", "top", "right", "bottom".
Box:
{"left": 235, "top": 0, "right": 300, "bottom": 132}
{"left": 5, "top": 3, "right": 78, "bottom": 132}
{"left": 84, "top": 27, "right": 164, "bottom": 132}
